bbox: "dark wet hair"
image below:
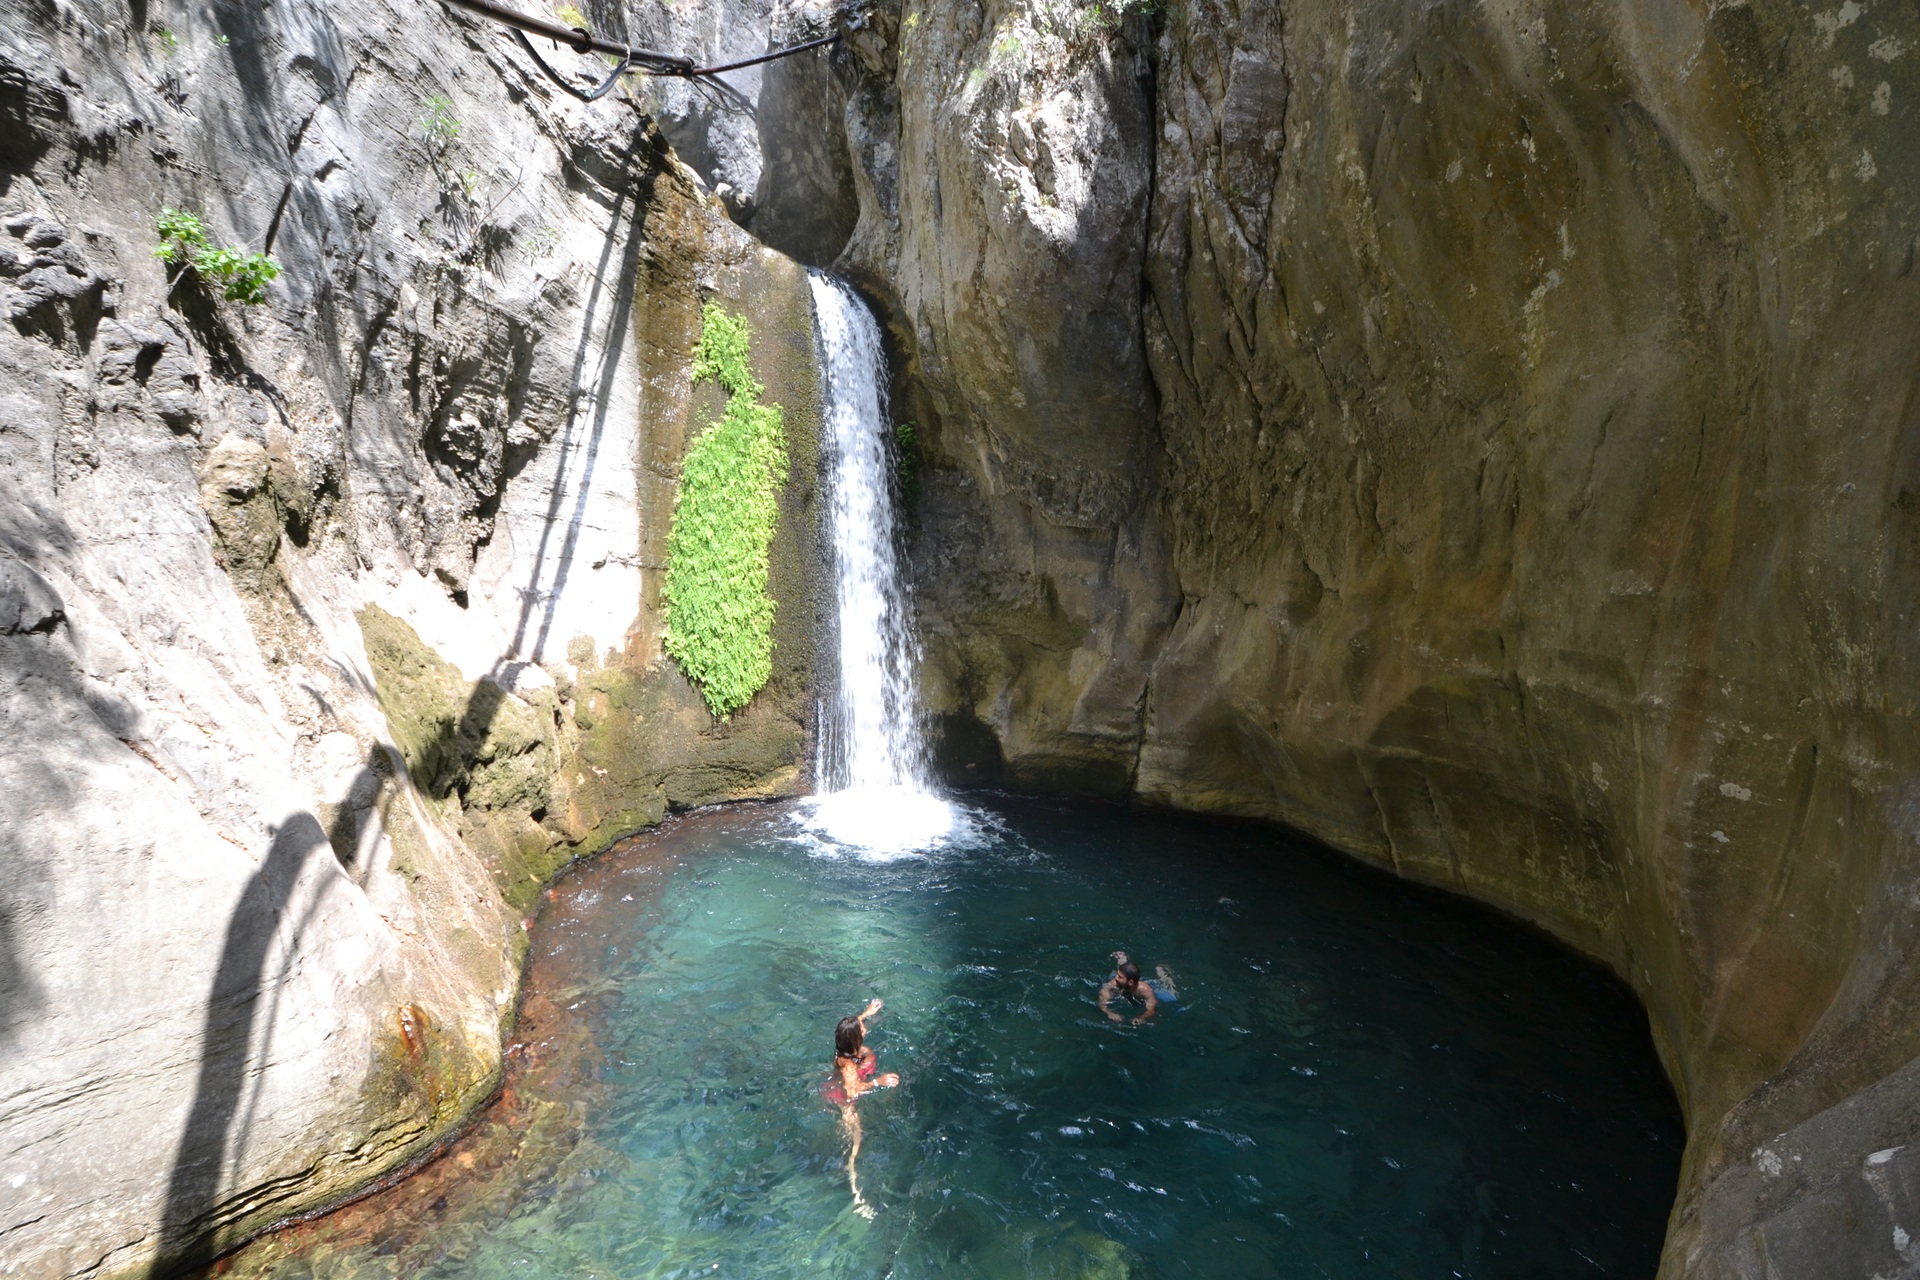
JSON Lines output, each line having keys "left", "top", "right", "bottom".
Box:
{"left": 835, "top": 1015, "right": 864, "bottom": 1059}
{"left": 1119, "top": 962, "right": 1141, "bottom": 983}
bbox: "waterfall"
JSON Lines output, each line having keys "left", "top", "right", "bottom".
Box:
{"left": 803, "top": 273, "right": 956, "bottom": 855}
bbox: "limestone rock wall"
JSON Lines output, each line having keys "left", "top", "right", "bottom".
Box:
{"left": 613, "top": 0, "right": 775, "bottom": 222}
{"left": 774, "top": 0, "right": 1920, "bottom": 1274}
{"left": 1135, "top": 4, "right": 1920, "bottom": 1274}
{"left": 0, "top": 0, "right": 819, "bottom": 1273}
{"left": 7, "top": 0, "right": 1917, "bottom": 1272}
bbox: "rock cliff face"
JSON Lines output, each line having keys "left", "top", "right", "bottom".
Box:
{"left": 6, "top": 0, "right": 1918, "bottom": 1274}
{"left": 0, "top": 0, "right": 821, "bottom": 1273}
{"left": 762, "top": 0, "right": 1920, "bottom": 1274}
{"left": 1136, "top": 5, "right": 1920, "bottom": 1273}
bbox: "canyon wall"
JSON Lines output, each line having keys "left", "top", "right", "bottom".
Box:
{"left": 761, "top": 0, "right": 1920, "bottom": 1274}
{"left": 0, "top": 0, "right": 820, "bottom": 1273}
{"left": 5, "top": 0, "right": 1917, "bottom": 1273}
{"left": 1136, "top": 5, "right": 1920, "bottom": 1274}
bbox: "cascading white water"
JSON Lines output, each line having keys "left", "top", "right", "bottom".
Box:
{"left": 803, "top": 273, "right": 957, "bottom": 855}
{"left": 811, "top": 273, "right": 926, "bottom": 793}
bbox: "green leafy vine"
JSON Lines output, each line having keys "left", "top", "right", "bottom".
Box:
{"left": 661, "top": 304, "right": 789, "bottom": 718}
{"left": 153, "top": 208, "right": 281, "bottom": 305}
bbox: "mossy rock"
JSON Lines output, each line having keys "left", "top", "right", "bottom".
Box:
{"left": 358, "top": 605, "right": 563, "bottom": 908}
{"left": 358, "top": 604, "right": 548, "bottom": 805}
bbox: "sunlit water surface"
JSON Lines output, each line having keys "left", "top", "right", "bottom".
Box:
{"left": 209, "top": 796, "right": 1681, "bottom": 1279}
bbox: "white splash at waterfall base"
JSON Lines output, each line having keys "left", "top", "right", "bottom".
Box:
{"left": 801, "top": 274, "right": 962, "bottom": 858}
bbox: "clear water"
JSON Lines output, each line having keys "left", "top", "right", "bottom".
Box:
{"left": 801, "top": 274, "right": 956, "bottom": 856}
{"left": 209, "top": 796, "right": 1682, "bottom": 1280}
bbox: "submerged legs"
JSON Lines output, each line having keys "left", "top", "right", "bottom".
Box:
{"left": 839, "top": 1104, "right": 874, "bottom": 1219}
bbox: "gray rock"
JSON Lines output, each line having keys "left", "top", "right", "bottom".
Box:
{"left": 618, "top": 0, "right": 776, "bottom": 219}
{"left": 0, "top": 0, "right": 820, "bottom": 1274}
{"left": 752, "top": 0, "right": 860, "bottom": 264}
{"left": 1, "top": 211, "right": 103, "bottom": 335}
{"left": 803, "top": 1, "right": 1920, "bottom": 1275}
{"left": 0, "top": 555, "right": 64, "bottom": 636}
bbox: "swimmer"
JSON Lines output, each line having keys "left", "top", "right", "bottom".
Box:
{"left": 826, "top": 999, "right": 902, "bottom": 1102}
{"left": 824, "top": 998, "right": 899, "bottom": 1217}
{"left": 1099, "top": 950, "right": 1179, "bottom": 1024}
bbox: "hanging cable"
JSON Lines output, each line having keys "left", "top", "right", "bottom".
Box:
{"left": 442, "top": 0, "right": 693, "bottom": 69}
{"left": 510, "top": 27, "right": 632, "bottom": 102}
{"left": 439, "top": 0, "right": 838, "bottom": 104}
{"left": 679, "top": 33, "right": 840, "bottom": 77}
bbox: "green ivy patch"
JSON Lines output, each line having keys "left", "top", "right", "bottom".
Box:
{"left": 894, "top": 420, "right": 921, "bottom": 514}
{"left": 661, "top": 303, "right": 789, "bottom": 718}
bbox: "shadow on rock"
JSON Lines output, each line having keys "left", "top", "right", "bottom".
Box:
{"left": 508, "top": 126, "right": 651, "bottom": 668}
{"left": 0, "top": 898, "right": 44, "bottom": 1047}
{"left": 148, "top": 812, "right": 330, "bottom": 1278}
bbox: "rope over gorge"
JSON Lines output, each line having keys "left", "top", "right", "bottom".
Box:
{"left": 438, "top": 0, "right": 840, "bottom": 103}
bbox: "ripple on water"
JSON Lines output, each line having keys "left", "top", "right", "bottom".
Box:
{"left": 200, "top": 795, "right": 1683, "bottom": 1280}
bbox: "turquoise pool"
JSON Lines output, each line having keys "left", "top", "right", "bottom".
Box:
{"left": 207, "top": 795, "right": 1682, "bottom": 1278}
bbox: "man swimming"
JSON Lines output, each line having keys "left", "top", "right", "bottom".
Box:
{"left": 1099, "top": 950, "right": 1178, "bottom": 1024}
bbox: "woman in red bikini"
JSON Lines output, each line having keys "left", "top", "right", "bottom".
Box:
{"left": 825, "top": 998, "right": 899, "bottom": 1217}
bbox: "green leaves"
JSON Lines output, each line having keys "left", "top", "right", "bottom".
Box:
{"left": 153, "top": 207, "right": 208, "bottom": 264}
{"left": 192, "top": 245, "right": 282, "bottom": 303}
{"left": 661, "top": 304, "right": 790, "bottom": 719}
{"left": 690, "top": 304, "right": 759, "bottom": 399}
{"left": 152, "top": 207, "right": 281, "bottom": 305}
{"left": 419, "top": 95, "right": 462, "bottom": 154}
{"left": 418, "top": 95, "right": 483, "bottom": 203}
{"left": 1034, "top": 0, "right": 1163, "bottom": 41}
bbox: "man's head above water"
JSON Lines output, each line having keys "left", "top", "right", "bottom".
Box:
{"left": 1101, "top": 951, "right": 1158, "bottom": 1024}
